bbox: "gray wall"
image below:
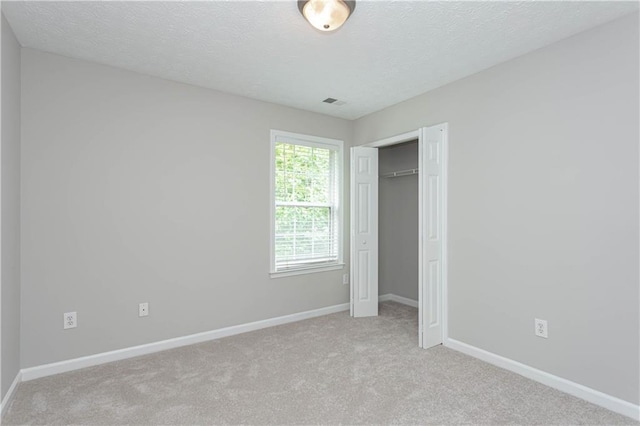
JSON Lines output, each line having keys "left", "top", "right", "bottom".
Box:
{"left": 20, "top": 49, "right": 352, "bottom": 368}
{"left": 354, "top": 14, "right": 640, "bottom": 404}
{"left": 378, "top": 142, "right": 418, "bottom": 301}
{"left": 1, "top": 13, "right": 21, "bottom": 398}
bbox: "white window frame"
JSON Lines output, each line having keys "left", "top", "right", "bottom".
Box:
{"left": 270, "top": 130, "right": 344, "bottom": 278}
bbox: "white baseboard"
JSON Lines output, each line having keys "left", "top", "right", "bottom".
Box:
{"left": 445, "top": 338, "right": 640, "bottom": 421}
{"left": 1, "top": 370, "right": 22, "bottom": 417}
{"left": 379, "top": 293, "right": 419, "bottom": 308}
{"left": 21, "top": 302, "right": 350, "bottom": 382}
{"left": 378, "top": 294, "right": 393, "bottom": 302}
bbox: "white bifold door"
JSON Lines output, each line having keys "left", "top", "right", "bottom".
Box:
{"left": 419, "top": 125, "right": 445, "bottom": 349}
{"left": 350, "top": 124, "right": 446, "bottom": 349}
{"left": 350, "top": 147, "right": 379, "bottom": 317}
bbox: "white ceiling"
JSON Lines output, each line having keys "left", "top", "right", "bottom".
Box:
{"left": 3, "top": 1, "right": 638, "bottom": 120}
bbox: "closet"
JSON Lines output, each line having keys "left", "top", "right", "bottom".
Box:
{"left": 378, "top": 140, "right": 419, "bottom": 305}
{"left": 351, "top": 124, "right": 446, "bottom": 347}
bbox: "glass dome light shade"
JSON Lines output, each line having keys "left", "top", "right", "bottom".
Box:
{"left": 301, "top": 0, "right": 352, "bottom": 32}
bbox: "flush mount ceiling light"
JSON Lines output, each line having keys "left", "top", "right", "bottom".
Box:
{"left": 298, "top": 0, "right": 356, "bottom": 32}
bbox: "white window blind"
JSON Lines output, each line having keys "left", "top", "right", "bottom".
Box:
{"left": 272, "top": 133, "right": 342, "bottom": 274}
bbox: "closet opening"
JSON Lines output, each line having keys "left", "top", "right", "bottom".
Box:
{"left": 378, "top": 141, "right": 419, "bottom": 331}
{"left": 350, "top": 124, "right": 448, "bottom": 349}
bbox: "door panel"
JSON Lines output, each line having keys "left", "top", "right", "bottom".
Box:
{"left": 421, "top": 125, "right": 445, "bottom": 348}
{"left": 350, "top": 147, "right": 379, "bottom": 317}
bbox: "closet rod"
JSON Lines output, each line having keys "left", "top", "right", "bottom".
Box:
{"left": 380, "top": 168, "right": 419, "bottom": 178}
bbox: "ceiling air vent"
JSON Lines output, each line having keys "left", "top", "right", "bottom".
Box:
{"left": 322, "top": 98, "right": 346, "bottom": 106}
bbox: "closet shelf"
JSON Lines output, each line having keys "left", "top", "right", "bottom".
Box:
{"left": 380, "top": 168, "right": 419, "bottom": 178}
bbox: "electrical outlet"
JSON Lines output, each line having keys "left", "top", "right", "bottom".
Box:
{"left": 139, "top": 302, "right": 149, "bottom": 317}
{"left": 534, "top": 318, "right": 548, "bottom": 338}
{"left": 342, "top": 274, "right": 349, "bottom": 285}
{"left": 64, "top": 311, "right": 77, "bottom": 329}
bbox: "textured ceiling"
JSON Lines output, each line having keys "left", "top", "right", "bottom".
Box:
{"left": 3, "top": 1, "right": 638, "bottom": 120}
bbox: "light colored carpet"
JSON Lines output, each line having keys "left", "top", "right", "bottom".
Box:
{"left": 3, "top": 302, "right": 636, "bottom": 425}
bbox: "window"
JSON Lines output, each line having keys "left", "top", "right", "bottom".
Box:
{"left": 270, "top": 130, "right": 343, "bottom": 277}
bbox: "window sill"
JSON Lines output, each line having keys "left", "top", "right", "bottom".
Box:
{"left": 270, "top": 263, "right": 345, "bottom": 279}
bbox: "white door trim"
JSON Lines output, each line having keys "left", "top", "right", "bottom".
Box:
{"left": 440, "top": 124, "right": 449, "bottom": 343}
{"left": 439, "top": 123, "right": 449, "bottom": 345}
{"left": 357, "top": 124, "right": 448, "bottom": 348}
{"left": 0, "top": 12, "right": 3, "bottom": 404}
{"left": 363, "top": 130, "right": 420, "bottom": 149}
